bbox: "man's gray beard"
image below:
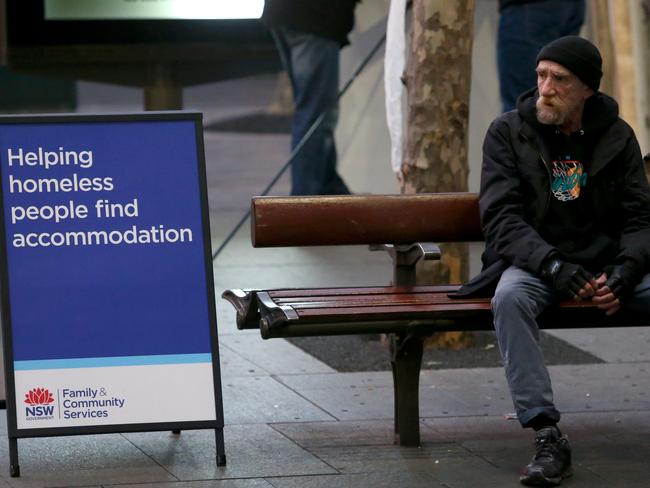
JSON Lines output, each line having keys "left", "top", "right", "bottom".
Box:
{"left": 536, "top": 103, "right": 566, "bottom": 126}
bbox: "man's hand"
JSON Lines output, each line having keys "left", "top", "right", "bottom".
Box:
{"left": 592, "top": 272, "right": 620, "bottom": 315}
{"left": 605, "top": 260, "right": 644, "bottom": 299}
{"left": 540, "top": 257, "right": 597, "bottom": 300}
{"left": 592, "top": 260, "right": 644, "bottom": 315}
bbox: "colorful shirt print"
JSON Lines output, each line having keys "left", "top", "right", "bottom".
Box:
{"left": 550, "top": 157, "right": 587, "bottom": 201}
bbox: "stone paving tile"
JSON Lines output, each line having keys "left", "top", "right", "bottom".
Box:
{"left": 208, "top": 217, "right": 256, "bottom": 260}
{"left": 202, "top": 131, "right": 290, "bottom": 213}
{"left": 560, "top": 410, "right": 650, "bottom": 435}
{"left": 216, "top": 343, "right": 267, "bottom": 378}
{"left": 584, "top": 464, "right": 650, "bottom": 488}
{"left": 0, "top": 433, "right": 176, "bottom": 487}
{"left": 219, "top": 335, "right": 335, "bottom": 376}
{"left": 550, "top": 364, "right": 650, "bottom": 413}
{"left": 296, "top": 443, "right": 532, "bottom": 487}
{"left": 420, "top": 368, "right": 515, "bottom": 417}
{"left": 222, "top": 376, "right": 334, "bottom": 424}
{"left": 422, "top": 414, "right": 525, "bottom": 443}
{"left": 545, "top": 327, "right": 650, "bottom": 363}
{"left": 276, "top": 373, "right": 422, "bottom": 421}
{"left": 550, "top": 363, "right": 650, "bottom": 385}
{"left": 273, "top": 380, "right": 394, "bottom": 421}
{"left": 213, "top": 242, "right": 392, "bottom": 291}
{"left": 486, "top": 447, "right": 646, "bottom": 488}
{"left": 265, "top": 471, "right": 441, "bottom": 488}
{"left": 277, "top": 371, "right": 393, "bottom": 391}
{"left": 215, "top": 261, "right": 391, "bottom": 294}
{"left": 270, "top": 414, "right": 649, "bottom": 488}
{"left": 271, "top": 419, "right": 396, "bottom": 448}
{"left": 277, "top": 370, "right": 513, "bottom": 421}
{"left": 215, "top": 243, "right": 392, "bottom": 273}
{"left": 124, "top": 424, "right": 337, "bottom": 480}
{"left": 420, "top": 367, "right": 508, "bottom": 389}
{"left": 306, "top": 442, "right": 472, "bottom": 475}
{"left": 428, "top": 387, "right": 513, "bottom": 418}
{"left": 273, "top": 372, "right": 396, "bottom": 421}
{"left": 417, "top": 456, "right": 527, "bottom": 488}
{"left": 422, "top": 415, "right": 534, "bottom": 477}
{"left": 114, "top": 480, "right": 274, "bottom": 488}
{"left": 437, "top": 411, "right": 650, "bottom": 488}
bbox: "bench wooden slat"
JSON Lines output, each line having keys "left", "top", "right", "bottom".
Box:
{"left": 252, "top": 193, "right": 483, "bottom": 247}
{"left": 294, "top": 303, "right": 492, "bottom": 317}
{"left": 267, "top": 285, "right": 460, "bottom": 298}
{"left": 276, "top": 295, "right": 483, "bottom": 308}
{"left": 290, "top": 299, "right": 596, "bottom": 321}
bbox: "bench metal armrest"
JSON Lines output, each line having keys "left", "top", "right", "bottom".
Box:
{"left": 221, "top": 289, "right": 261, "bottom": 330}
{"left": 369, "top": 242, "right": 441, "bottom": 265}
{"left": 257, "top": 291, "right": 299, "bottom": 339}
{"left": 370, "top": 243, "right": 441, "bottom": 286}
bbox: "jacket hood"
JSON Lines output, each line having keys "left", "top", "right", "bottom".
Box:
{"left": 516, "top": 86, "right": 619, "bottom": 137}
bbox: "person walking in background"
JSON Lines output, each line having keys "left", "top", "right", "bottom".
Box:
{"left": 497, "top": 0, "right": 585, "bottom": 112}
{"left": 262, "top": 0, "right": 360, "bottom": 195}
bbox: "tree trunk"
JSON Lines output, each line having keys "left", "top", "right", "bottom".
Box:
{"left": 267, "top": 71, "right": 294, "bottom": 115}
{"left": 401, "top": 0, "right": 475, "bottom": 349}
{"left": 588, "top": 0, "right": 650, "bottom": 174}
{"left": 587, "top": 0, "right": 617, "bottom": 97}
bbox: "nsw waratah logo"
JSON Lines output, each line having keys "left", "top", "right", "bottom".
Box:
{"left": 24, "top": 387, "right": 54, "bottom": 405}
{"left": 24, "top": 387, "right": 55, "bottom": 419}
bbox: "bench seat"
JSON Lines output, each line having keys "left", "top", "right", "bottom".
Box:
{"left": 223, "top": 285, "right": 649, "bottom": 339}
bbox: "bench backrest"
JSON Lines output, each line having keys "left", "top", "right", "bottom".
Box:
{"left": 251, "top": 193, "right": 483, "bottom": 247}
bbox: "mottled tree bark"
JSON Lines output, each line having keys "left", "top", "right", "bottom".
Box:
{"left": 588, "top": 0, "right": 650, "bottom": 175}
{"left": 401, "top": 0, "right": 475, "bottom": 348}
{"left": 587, "top": 0, "right": 616, "bottom": 97}
{"left": 268, "top": 71, "right": 294, "bottom": 115}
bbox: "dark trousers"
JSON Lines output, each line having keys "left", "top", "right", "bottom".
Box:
{"left": 497, "top": 0, "right": 585, "bottom": 113}
{"left": 270, "top": 25, "right": 350, "bottom": 195}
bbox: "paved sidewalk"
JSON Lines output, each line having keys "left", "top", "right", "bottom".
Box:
{"left": 1, "top": 75, "right": 649, "bottom": 488}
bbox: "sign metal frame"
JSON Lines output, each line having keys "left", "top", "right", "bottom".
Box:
{"left": 0, "top": 112, "right": 226, "bottom": 476}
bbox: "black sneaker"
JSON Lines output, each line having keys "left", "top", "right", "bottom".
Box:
{"left": 520, "top": 426, "right": 572, "bottom": 486}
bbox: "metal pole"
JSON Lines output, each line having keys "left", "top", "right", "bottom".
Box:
{"left": 9, "top": 437, "right": 19, "bottom": 477}
{"left": 215, "top": 427, "right": 226, "bottom": 466}
{"left": 211, "top": 32, "right": 387, "bottom": 261}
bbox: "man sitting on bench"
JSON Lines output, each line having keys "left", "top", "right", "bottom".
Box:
{"left": 458, "top": 36, "right": 650, "bottom": 486}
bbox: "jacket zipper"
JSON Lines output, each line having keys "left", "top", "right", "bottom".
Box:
{"left": 520, "top": 128, "right": 552, "bottom": 219}
{"left": 539, "top": 153, "right": 552, "bottom": 217}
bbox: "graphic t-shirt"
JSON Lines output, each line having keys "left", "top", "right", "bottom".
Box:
{"left": 539, "top": 130, "right": 618, "bottom": 271}
{"left": 551, "top": 158, "right": 587, "bottom": 202}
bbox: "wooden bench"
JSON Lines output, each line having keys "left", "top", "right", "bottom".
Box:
{"left": 222, "top": 192, "right": 648, "bottom": 446}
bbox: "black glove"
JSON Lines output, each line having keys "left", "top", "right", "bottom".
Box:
{"left": 603, "top": 259, "right": 645, "bottom": 300}
{"left": 540, "top": 257, "right": 594, "bottom": 299}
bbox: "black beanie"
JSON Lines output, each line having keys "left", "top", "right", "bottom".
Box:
{"left": 536, "top": 35, "right": 603, "bottom": 92}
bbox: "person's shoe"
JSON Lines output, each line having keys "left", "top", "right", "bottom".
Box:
{"left": 520, "top": 426, "right": 572, "bottom": 486}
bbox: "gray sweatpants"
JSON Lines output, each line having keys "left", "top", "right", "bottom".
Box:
{"left": 492, "top": 266, "right": 650, "bottom": 427}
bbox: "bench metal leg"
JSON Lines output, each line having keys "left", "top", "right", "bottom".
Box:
{"left": 390, "top": 333, "right": 423, "bottom": 447}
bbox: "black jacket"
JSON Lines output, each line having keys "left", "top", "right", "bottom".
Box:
{"left": 262, "top": 0, "right": 359, "bottom": 46}
{"left": 456, "top": 88, "right": 650, "bottom": 297}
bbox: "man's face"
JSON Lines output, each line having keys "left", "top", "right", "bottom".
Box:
{"left": 535, "top": 60, "right": 592, "bottom": 130}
